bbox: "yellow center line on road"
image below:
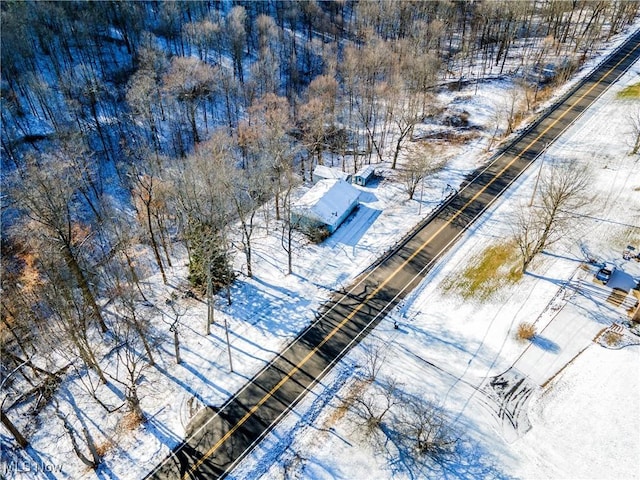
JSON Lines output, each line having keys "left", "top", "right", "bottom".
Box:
{"left": 182, "top": 38, "right": 639, "bottom": 480}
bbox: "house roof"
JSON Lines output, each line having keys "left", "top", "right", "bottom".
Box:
{"left": 354, "top": 165, "right": 375, "bottom": 179}
{"left": 313, "top": 165, "right": 350, "bottom": 181}
{"left": 293, "top": 179, "right": 360, "bottom": 227}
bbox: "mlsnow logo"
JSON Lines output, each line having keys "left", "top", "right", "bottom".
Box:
{"left": 4, "top": 459, "right": 62, "bottom": 476}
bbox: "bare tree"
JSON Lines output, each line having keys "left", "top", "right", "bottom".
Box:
{"left": 183, "top": 18, "right": 223, "bottom": 62}
{"left": 399, "top": 395, "right": 457, "bottom": 457}
{"left": 162, "top": 56, "right": 218, "bottom": 143}
{"left": 9, "top": 154, "right": 108, "bottom": 334}
{"left": 486, "top": 103, "right": 507, "bottom": 152}
{"left": 503, "top": 83, "right": 525, "bottom": 136}
{"left": 280, "top": 171, "right": 302, "bottom": 275}
{"left": 350, "top": 377, "right": 404, "bottom": 438}
{"left": 40, "top": 273, "right": 109, "bottom": 385}
{"left": 1, "top": 409, "right": 28, "bottom": 448}
{"left": 298, "top": 75, "right": 339, "bottom": 178}
{"left": 127, "top": 68, "right": 164, "bottom": 160}
{"left": 398, "top": 144, "right": 446, "bottom": 200}
{"left": 55, "top": 400, "right": 102, "bottom": 469}
{"left": 387, "top": 85, "right": 429, "bottom": 170}
{"left": 104, "top": 266, "right": 157, "bottom": 367}
{"left": 360, "top": 340, "right": 388, "bottom": 382}
{"left": 205, "top": 130, "right": 267, "bottom": 279}
{"left": 129, "top": 159, "right": 171, "bottom": 284}
{"left": 102, "top": 213, "right": 151, "bottom": 304}
{"left": 226, "top": 6, "right": 248, "bottom": 83}
{"left": 0, "top": 366, "right": 29, "bottom": 448}
{"left": 169, "top": 134, "right": 236, "bottom": 295}
{"left": 513, "top": 161, "right": 591, "bottom": 271}
{"left": 165, "top": 295, "right": 185, "bottom": 365}
{"left": 626, "top": 106, "right": 640, "bottom": 155}
{"left": 249, "top": 43, "right": 280, "bottom": 97}
{"left": 60, "top": 63, "right": 114, "bottom": 161}
{"left": 246, "top": 94, "right": 296, "bottom": 221}
{"left": 348, "top": 373, "right": 458, "bottom": 471}
{"left": 109, "top": 311, "right": 149, "bottom": 424}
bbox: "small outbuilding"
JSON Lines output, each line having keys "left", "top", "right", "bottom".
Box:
{"left": 312, "top": 165, "right": 351, "bottom": 184}
{"left": 352, "top": 165, "right": 375, "bottom": 186}
{"left": 291, "top": 179, "right": 360, "bottom": 234}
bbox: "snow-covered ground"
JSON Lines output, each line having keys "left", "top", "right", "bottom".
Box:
{"left": 228, "top": 42, "right": 640, "bottom": 480}
{"left": 4, "top": 24, "right": 640, "bottom": 480}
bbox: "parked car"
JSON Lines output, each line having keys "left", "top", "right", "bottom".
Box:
{"left": 623, "top": 245, "right": 636, "bottom": 260}
{"left": 595, "top": 263, "right": 616, "bottom": 284}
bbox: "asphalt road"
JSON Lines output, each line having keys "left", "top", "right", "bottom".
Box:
{"left": 146, "top": 29, "right": 640, "bottom": 480}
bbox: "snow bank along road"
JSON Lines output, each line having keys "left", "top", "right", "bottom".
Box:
{"left": 146, "top": 29, "right": 640, "bottom": 480}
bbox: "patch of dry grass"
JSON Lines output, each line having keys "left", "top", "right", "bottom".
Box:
{"left": 95, "top": 439, "right": 114, "bottom": 457}
{"left": 516, "top": 322, "right": 537, "bottom": 342}
{"left": 602, "top": 330, "right": 622, "bottom": 347}
{"left": 121, "top": 411, "right": 145, "bottom": 431}
{"left": 618, "top": 82, "right": 640, "bottom": 99}
{"left": 323, "top": 379, "right": 368, "bottom": 429}
{"left": 442, "top": 241, "right": 522, "bottom": 300}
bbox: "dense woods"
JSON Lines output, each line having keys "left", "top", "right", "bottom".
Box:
{"left": 1, "top": 0, "right": 638, "bottom": 467}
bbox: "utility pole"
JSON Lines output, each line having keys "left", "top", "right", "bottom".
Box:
{"left": 418, "top": 175, "right": 425, "bottom": 215}
{"left": 224, "top": 316, "right": 234, "bottom": 373}
{"left": 206, "top": 264, "right": 213, "bottom": 335}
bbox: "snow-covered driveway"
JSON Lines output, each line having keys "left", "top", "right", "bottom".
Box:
{"left": 513, "top": 302, "right": 606, "bottom": 386}
{"left": 513, "top": 264, "right": 638, "bottom": 386}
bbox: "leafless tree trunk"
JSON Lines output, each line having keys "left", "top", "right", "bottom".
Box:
{"left": 387, "top": 87, "right": 428, "bottom": 170}
{"left": 503, "top": 84, "right": 525, "bottom": 136}
{"left": 56, "top": 406, "right": 101, "bottom": 469}
{"left": 245, "top": 94, "right": 296, "bottom": 222}
{"left": 399, "top": 396, "right": 457, "bottom": 457}
{"left": 350, "top": 377, "right": 403, "bottom": 437}
{"left": 487, "top": 104, "right": 506, "bottom": 152}
{"left": 627, "top": 107, "right": 640, "bottom": 155}
{"left": 130, "top": 170, "right": 168, "bottom": 284}
{"left": 0, "top": 363, "right": 29, "bottom": 448}
{"left": 361, "top": 340, "right": 387, "bottom": 382}
{"left": 172, "top": 328, "right": 181, "bottom": 365}
{"left": 226, "top": 6, "right": 247, "bottom": 83}
{"left": 9, "top": 155, "right": 108, "bottom": 334}
{"left": 108, "top": 276, "right": 157, "bottom": 368}
{"left": 398, "top": 144, "right": 446, "bottom": 200}
{"left": 513, "top": 161, "right": 591, "bottom": 271}
{"left": 109, "top": 313, "right": 149, "bottom": 424}
{"left": 1, "top": 409, "right": 28, "bottom": 448}
{"left": 280, "top": 173, "right": 301, "bottom": 275}
{"left": 165, "top": 296, "right": 185, "bottom": 365}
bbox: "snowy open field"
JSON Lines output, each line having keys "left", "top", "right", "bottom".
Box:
{"left": 4, "top": 23, "right": 640, "bottom": 480}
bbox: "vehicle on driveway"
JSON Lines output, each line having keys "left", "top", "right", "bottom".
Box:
{"left": 595, "top": 263, "right": 616, "bottom": 285}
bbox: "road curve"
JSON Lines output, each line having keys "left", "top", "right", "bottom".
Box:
{"left": 146, "top": 29, "right": 640, "bottom": 480}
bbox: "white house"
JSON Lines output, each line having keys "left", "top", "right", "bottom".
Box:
{"left": 352, "top": 165, "right": 375, "bottom": 186}
{"left": 291, "top": 179, "right": 360, "bottom": 234}
{"left": 312, "top": 165, "right": 351, "bottom": 184}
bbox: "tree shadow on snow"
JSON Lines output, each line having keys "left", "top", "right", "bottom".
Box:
{"left": 531, "top": 335, "right": 561, "bottom": 353}
{"left": 145, "top": 414, "right": 182, "bottom": 450}
{"left": 0, "top": 440, "right": 60, "bottom": 480}
{"left": 377, "top": 423, "right": 512, "bottom": 480}
{"left": 540, "top": 250, "right": 585, "bottom": 263}
{"left": 224, "top": 277, "right": 311, "bottom": 339}
{"left": 522, "top": 270, "right": 567, "bottom": 287}
{"left": 153, "top": 360, "right": 209, "bottom": 403}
